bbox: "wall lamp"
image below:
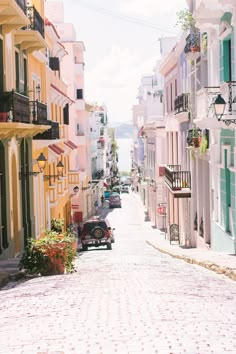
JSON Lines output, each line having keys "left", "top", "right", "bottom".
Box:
{"left": 212, "top": 94, "right": 236, "bottom": 126}
{"left": 19, "top": 152, "right": 64, "bottom": 180}
{"left": 213, "top": 94, "right": 226, "bottom": 121}
{"left": 70, "top": 185, "right": 80, "bottom": 198}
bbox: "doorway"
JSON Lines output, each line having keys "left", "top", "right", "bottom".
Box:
{"left": 12, "top": 154, "right": 20, "bottom": 255}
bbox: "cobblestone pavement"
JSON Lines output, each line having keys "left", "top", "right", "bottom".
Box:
{"left": 1, "top": 193, "right": 236, "bottom": 354}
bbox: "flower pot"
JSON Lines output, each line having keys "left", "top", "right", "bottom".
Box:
{"left": 192, "top": 137, "right": 201, "bottom": 148}
{"left": 42, "top": 243, "right": 67, "bottom": 275}
{"left": 190, "top": 46, "right": 200, "bottom": 53}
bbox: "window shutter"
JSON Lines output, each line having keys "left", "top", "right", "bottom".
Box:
{"left": 49, "top": 57, "right": 60, "bottom": 71}
{"left": 63, "top": 103, "right": 69, "bottom": 125}
{"left": 76, "top": 89, "right": 83, "bottom": 99}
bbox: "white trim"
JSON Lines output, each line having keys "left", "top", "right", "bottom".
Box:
{"left": 219, "top": 21, "right": 232, "bottom": 40}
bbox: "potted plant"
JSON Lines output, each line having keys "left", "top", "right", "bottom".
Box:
{"left": 187, "top": 128, "right": 202, "bottom": 148}
{"left": 19, "top": 230, "right": 77, "bottom": 276}
{"left": 51, "top": 218, "right": 64, "bottom": 233}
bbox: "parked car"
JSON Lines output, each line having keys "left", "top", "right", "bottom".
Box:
{"left": 81, "top": 217, "right": 115, "bottom": 251}
{"left": 121, "top": 186, "right": 129, "bottom": 193}
{"left": 112, "top": 186, "right": 121, "bottom": 194}
{"left": 109, "top": 192, "right": 122, "bottom": 208}
{"left": 104, "top": 190, "right": 111, "bottom": 200}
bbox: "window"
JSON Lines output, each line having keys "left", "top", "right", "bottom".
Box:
{"left": 23, "top": 58, "right": 27, "bottom": 95}
{"left": 49, "top": 57, "right": 60, "bottom": 71}
{"left": 76, "top": 89, "right": 83, "bottom": 99}
{"left": 63, "top": 103, "right": 69, "bottom": 125}
{"left": 0, "top": 39, "right": 3, "bottom": 92}
{"left": 15, "top": 51, "right": 19, "bottom": 92}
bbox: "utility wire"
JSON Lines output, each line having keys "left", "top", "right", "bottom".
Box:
{"left": 75, "top": 0, "right": 177, "bottom": 35}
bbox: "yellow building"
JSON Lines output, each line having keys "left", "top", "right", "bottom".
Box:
{"left": 0, "top": 0, "right": 50, "bottom": 259}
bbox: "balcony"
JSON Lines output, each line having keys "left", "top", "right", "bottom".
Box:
{"left": 33, "top": 121, "right": 59, "bottom": 140}
{"left": 195, "top": 86, "right": 224, "bottom": 129}
{"left": 14, "top": 5, "right": 47, "bottom": 52}
{"left": 174, "top": 93, "right": 190, "bottom": 122}
{"left": 0, "top": 90, "right": 30, "bottom": 123}
{"left": 29, "top": 101, "right": 48, "bottom": 124}
{"left": 68, "top": 171, "right": 80, "bottom": 185}
{"left": 0, "top": 0, "right": 29, "bottom": 33}
{"left": 220, "top": 81, "right": 236, "bottom": 124}
{"left": 165, "top": 165, "right": 191, "bottom": 198}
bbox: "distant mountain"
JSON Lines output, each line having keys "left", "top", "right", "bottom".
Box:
{"left": 112, "top": 123, "right": 133, "bottom": 139}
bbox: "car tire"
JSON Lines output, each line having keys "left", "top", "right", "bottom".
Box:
{"left": 107, "top": 243, "right": 112, "bottom": 250}
{"left": 82, "top": 244, "right": 88, "bottom": 251}
{"left": 91, "top": 226, "right": 105, "bottom": 239}
{"left": 111, "top": 237, "right": 115, "bottom": 243}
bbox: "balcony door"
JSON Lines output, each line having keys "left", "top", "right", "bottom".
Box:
{"left": 20, "top": 139, "right": 32, "bottom": 246}
{"left": 0, "top": 39, "right": 3, "bottom": 92}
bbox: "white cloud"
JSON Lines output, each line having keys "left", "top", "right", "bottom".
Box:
{"left": 85, "top": 45, "right": 157, "bottom": 122}
{"left": 120, "top": 0, "right": 186, "bottom": 18}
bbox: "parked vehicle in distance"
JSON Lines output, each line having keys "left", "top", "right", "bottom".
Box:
{"left": 104, "top": 190, "right": 111, "bottom": 199}
{"left": 112, "top": 186, "right": 121, "bottom": 194}
{"left": 81, "top": 217, "right": 115, "bottom": 251}
{"left": 121, "top": 186, "right": 129, "bottom": 193}
{"left": 109, "top": 192, "right": 122, "bottom": 208}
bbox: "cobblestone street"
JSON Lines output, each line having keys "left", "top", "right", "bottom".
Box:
{"left": 1, "top": 193, "right": 236, "bottom": 354}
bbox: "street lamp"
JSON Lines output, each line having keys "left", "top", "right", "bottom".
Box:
{"left": 19, "top": 152, "right": 64, "bottom": 180}
{"left": 213, "top": 94, "right": 226, "bottom": 121}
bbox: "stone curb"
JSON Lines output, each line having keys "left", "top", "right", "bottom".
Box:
{"left": 0, "top": 270, "right": 25, "bottom": 290}
{"left": 146, "top": 241, "right": 236, "bottom": 281}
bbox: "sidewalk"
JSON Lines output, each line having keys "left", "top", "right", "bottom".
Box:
{"left": 132, "top": 192, "right": 236, "bottom": 281}
{"left": 146, "top": 231, "right": 236, "bottom": 281}
{"left": 0, "top": 258, "right": 24, "bottom": 289}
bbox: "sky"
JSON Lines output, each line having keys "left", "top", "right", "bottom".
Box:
{"left": 49, "top": 0, "right": 187, "bottom": 124}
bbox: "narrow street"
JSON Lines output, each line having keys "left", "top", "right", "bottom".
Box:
{"left": 1, "top": 193, "right": 236, "bottom": 354}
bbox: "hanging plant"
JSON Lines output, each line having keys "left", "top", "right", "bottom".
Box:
{"left": 201, "top": 33, "right": 208, "bottom": 55}
{"left": 200, "top": 135, "right": 208, "bottom": 155}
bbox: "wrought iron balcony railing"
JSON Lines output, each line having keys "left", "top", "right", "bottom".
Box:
{"left": 165, "top": 165, "right": 191, "bottom": 191}
{"left": 220, "top": 81, "right": 236, "bottom": 117}
{"left": 174, "top": 93, "right": 190, "bottom": 115}
{"left": 0, "top": 90, "right": 30, "bottom": 123}
{"left": 25, "top": 6, "right": 45, "bottom": 38}
{"left": 33, "top": 121, "right": 59, "bottom": 140}
{"left": 15, "top": 0, "right": 27, "bottom": 13}
{"left": 29, "top": 101, "right": 48, "bottom": 124}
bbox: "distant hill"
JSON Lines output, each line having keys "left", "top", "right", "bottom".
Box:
{"left": 112, "top": 123, "right": 133, "bottom": 139}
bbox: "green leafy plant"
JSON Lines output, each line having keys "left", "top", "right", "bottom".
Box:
{"left": 51, "top": 218, "right": 64, "bottom": 233}
{"left": 176, "top": 9, "right": 197, "bottom": 32}
{"left": 200, "top": 135, "right": 208, "bottom": 155}
{"left": 19, "top": 231, "right": 76, "bottom": 276}
{"left": 201, "top": 33, "right": 207, "bottom": 55}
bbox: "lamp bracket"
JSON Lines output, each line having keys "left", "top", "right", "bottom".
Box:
{"left": 19, "top": 171, "right": 40, "bottom": 180}
{"left": 43, "top": 174, "right": 62, "bottom": 181}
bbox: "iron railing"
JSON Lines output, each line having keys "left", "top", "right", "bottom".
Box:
{"left": 165, "top": 165, "right": 191, "bottom": 191}
{"left": 33, "top": 121, "right": 59, "bottom": 140}
{"left": 0, "top": 90, "right": 30, "bottom": 123}
{"left": 25, "top": 6, "right": 45, "bottom": 38}
{"left": 174, "top": 93, "right": 190, "bottom": 115}
{"left": 15, "top": 0, "right": 26, "bottom": 13}
{"left": 220, "top": 81, "right": 236, "bottom": 116}
{"left": 29, "top": 101, "right": 48, "bottom": 124}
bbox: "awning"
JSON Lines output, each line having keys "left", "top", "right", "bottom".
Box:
{"left": 64, "top": 140, "right": 78, "bottom": 150}
{"left": 48, "top": 144, "right": 64, "bottom": 155}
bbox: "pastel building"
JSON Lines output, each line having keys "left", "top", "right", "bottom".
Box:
{"left": 0, "top": 0, "right": 49, "bottom": 258}
{"left": 191, "top": 0, "right": 236, "bottom": 253}
{"left": 45, "top": 0, "right": 93, "bottom": 223}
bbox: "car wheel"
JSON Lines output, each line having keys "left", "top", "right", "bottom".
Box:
{"left": 107, "top": 243, "right": 112, "bottom": 250}
{"left": 82, "top": 244, "right": 88, "bottom": 251}
{"left": 91, "top": 226, "right": 105, "bottom": 239}
{"left": 111, "top": 237, "right": 115, "bottom": 243}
